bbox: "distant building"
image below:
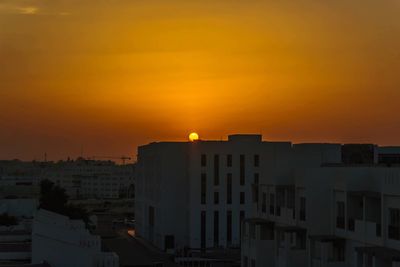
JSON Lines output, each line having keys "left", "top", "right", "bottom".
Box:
{"left": 0, "top": 159, "right": 135, "bottom": 200}
{"left": 32, "top": 209, "right": 119, "bottom": 267}
{"left": 0, "top": 198, "right": 38, "bottom": 265}
{"left": 135, "top": 134, "right": 341, "bottom": 254}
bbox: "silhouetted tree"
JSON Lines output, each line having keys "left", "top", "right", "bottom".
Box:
{"left": 39, "top": 179, "right": 89, "bottom": 225}
{"left": 39, "top": 179, "right": 68, "bottom": 214}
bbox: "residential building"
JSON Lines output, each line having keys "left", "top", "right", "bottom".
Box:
{"left": 32, "top": 209, "right": 119, "bottom": 267}
{"left": 135, "top": 134, "right": 341, "bottom": 255}
{"left": 242, "top": 154, "right": 400, "bottom": 267}
{"left": 0, "top": 159, "right": 135, "bottom": 200}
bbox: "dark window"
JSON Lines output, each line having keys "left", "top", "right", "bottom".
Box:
{"left": 214, "top": 211, "right": 219, "bottom": 247}
{"left": 254, "top": 155, "right": 259, "bottom": 167}
{"left": 262, "top": 193, "right": 267, "bottom": 213}
{"left": 270, "top": 194, "right": 275, "bottom": 215}
{"left": 214, "top": 192, "right": 219, "bottom": 204}
{"left": 251, "top": 259, "right": 256, "bottom": 267}
{"left": 149, "top": 206, "right": 155, "bottom": 226}
{"left": 260, "top": 224, "right": 274, "bottom": 240}
{"left": 201, "top": 211, "right": 206, "bottom": 250}
{"left": 201, "top": 154, "right": 206, "bottom": 167}
{"left": 227, "top": 154, "right": 232, "bottom": 167}
{"left": 227, "top": 210, "right": 232, "bottom": 245}
{"left": 214, "top": 155, "right": 219, "bottom": 186}
{"left": 389, "top": 208, "right": 400, "bottom": 240}
{"left": 243, "top": 256, "right": 248, "bottom": 267}
{"left": 300, "top": 197, "right": 306, "bottom": 221}
{"left": 336, "top": 201, "right": 345, "bottom": 229}
{"left": 165, "top": 235, "right": 175, "bottom": 250}
{"left": 240, "top": 211, "right": 245, "bottom": 237}
{"left": 333, "top": 242, "right": 345, "bottom": 262}
{"left": 253, "top": 173, "right": 260, "bottom": 203}
{"left": 240, "top": 155, "right": 245, "bottom": 185}
{"left": 348, "top": 218, "right": 355, "bottom": 231}
{"left": 201, "top": 173, "right": 206, "bottom": 204}
{"left": 240, "top": 192, "right": 245, "bottom": 204}
{"left": 227, "top": 173, "right": 232, "bottom": 204}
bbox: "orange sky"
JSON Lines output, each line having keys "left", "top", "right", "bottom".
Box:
{"left": 1, "top": 0, "right": 400, "bottom": 161}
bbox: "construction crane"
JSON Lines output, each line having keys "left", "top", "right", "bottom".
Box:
{"left": 89, "top": 156, "right": 132, "bottom": 165}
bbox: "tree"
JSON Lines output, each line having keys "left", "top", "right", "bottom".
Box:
{"left": 39, "top": 179, "right": 89, "bottom": 225}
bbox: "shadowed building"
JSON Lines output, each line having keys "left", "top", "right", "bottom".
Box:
{"left": 135, "top": 134, "right": 341, "bottom": 256}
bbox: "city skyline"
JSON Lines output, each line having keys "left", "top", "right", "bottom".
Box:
{"left": 1, "top": 0, "right": 400, "bottom": 160}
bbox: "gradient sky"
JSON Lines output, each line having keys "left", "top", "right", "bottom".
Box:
{"left": 1, "top": 0, "right": 400, "bottom": 161}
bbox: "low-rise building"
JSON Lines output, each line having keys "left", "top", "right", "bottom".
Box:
{"left": 32, "top": 209, "right": 119, "bottom": 267}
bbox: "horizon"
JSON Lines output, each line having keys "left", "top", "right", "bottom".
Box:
{"left": 1, "top": 132, "right": 400, "bottom": 162}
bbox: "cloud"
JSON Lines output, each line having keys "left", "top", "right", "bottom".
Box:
{"left": 17, "top": 6, "right": 38, "bottom": 15}
{"left": 0, "top": 2, "right": 39, "bottom": 15}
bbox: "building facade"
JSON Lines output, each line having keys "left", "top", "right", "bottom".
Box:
{"left": 32, "top": 209, "right": 119, "bottom": 267}
{"left": 0, "top": 159, "right": 135, "bottom": 200}
{"left": 242, "top": 150, "right": 400, "bottom": 267}
{"left": 135, "top": 134, "right": 342, "bottom": 254}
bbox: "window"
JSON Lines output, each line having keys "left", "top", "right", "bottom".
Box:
{"left": 227, "top": 173, "right": 232, "bottom": 204}
{"left": 253, "top": 173, "right": 260, "bottom": 203}
{"left": 214, "top": 192, "right": 219, "bottom": 204}
{"left": 251, "top": 259, "right": 256, "bottom": 267}
{"left": 240, "top": 211, "right": 246, "bottom": 237}
{"left": 149, "top": 206, "right": 155, "bottom": 226}
{"left": 165, "top": 235, "right": 175, "bottom": 250}
{"left": 260, "top": 224, "right": 274, "bottom": 240}
{"left": 240, "top": 155, "right": 245, "bottom": 185}
{"left": 214, "top": 155, "right": 219, "bottom": 186}
{"left": 201, "top": 211, "right": 206, "bottom": 250}
{"left": 254, "top": 173, "right": 259, "bottom": 184}
{"left": 336, "top": 201, "right": 345, "bottom": 229}
{"left": 254, "top": 155, "right": 260, "bottom": 167}
{"left": 300, "top": 197, "right": 306, "bottom": 221}
{"left": 214, "top": 211, "right": 219, "bottom": 247}
{"left": 201, "top": 174, "right": 206, "bottom": 204}
{"left": 240, "top": 192, "right": 245, "bottom": 204}
{"left": 333, "top": 242, "right": 345, "bottom": 262}
{"left": 227, "top": 211, "right": 232, "bottom": 245}
{"left": 201, "top": 154, "right": 206, "bottom": 167}
{"left": 243, "top": 256, "right": 248, "bottom": 267}
{"left": 389, "top": 208, "right": 400, "bottom": 240}
{"left": 227, "top": 154, "right": 232, "bottom": 167}
{"left": 270, "top": 194, "right": 275, "bottom": 215}
{"left": 262, "top": 193, "right": 267, "bottom": 213}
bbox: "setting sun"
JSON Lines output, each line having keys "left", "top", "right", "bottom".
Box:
{"left": 189, "top": 132, "right": 199, "bottom": 142}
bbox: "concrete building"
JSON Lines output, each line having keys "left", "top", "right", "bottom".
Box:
{"left": 0, "top": 159, "right": 135, "bottom": 200}
{"left": 135, "top": 134, "right": 341, "bottom": 255}
{"left": 0, "top": 199, "right": 38, "bottom": 265}
{"left": 32, "top": 209, "right": 119, "bottom": 267}
{"left": 242, "top": 163, "right": 400, "bottom": 267}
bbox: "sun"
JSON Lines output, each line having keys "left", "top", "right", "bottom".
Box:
{"left": 189, "top": 132, "right": 199, "bottom": 142}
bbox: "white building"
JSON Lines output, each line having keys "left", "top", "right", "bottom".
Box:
{"left": 242, "top": 159, "right": 400, "bottom": 267}
{"left": 0, "top": 198, "right": 38, "bottom": 265}
{"left": 32, "top": 209, "right": 119, "bottom": 267}
{"left": 135, "top": 134, "right": 342, "bottom": 255}
{"left": 0, "top": 159, "right": 135, "bottom": 200}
